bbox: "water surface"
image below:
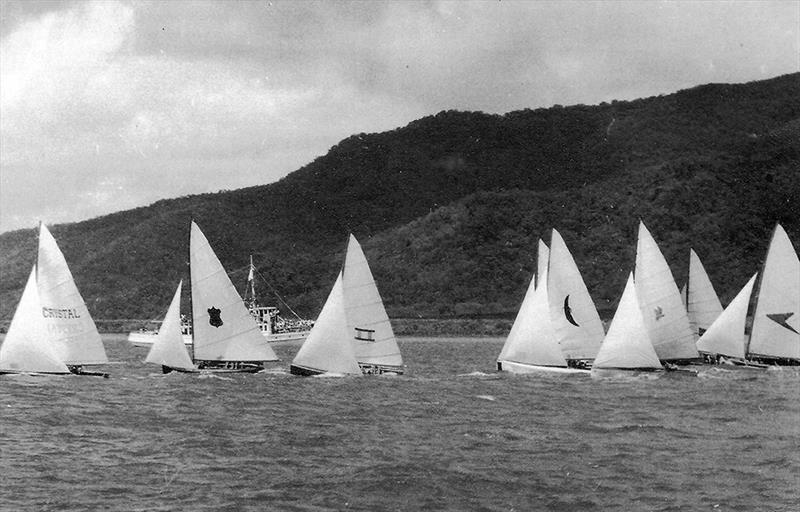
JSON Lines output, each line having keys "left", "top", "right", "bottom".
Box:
{"left": 1, "top": 335, "right": 798, "bottom": 511}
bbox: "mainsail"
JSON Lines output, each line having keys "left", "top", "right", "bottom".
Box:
{"left": 497, "top": 239, "right": 567, "bottom": 368}
{"left": 747, "top": 224, "right": 800, "bottom": 360}
{"left": 634, "top": 222, "right": 698, "bottom": 361}
{"left": 696, "top": 274, "right": 757, "bottom": 360}
{"left": 341, "top": 234, "right": 402, "bottom": 368}
{"left": 292, "top": 273, "right": 362, "bottom": 375}
{"left": 686, "top": 249, "right": 723, "bottom": 339}
{"left": 190, "top": 221, "right": 278, "bottom": 362}
{"left": 547, "top": 229, "right": 604, "bottom": 360}
{"left": 0, "top": 267, "right": 70, "bottom": 374}
{"left": 36, "top": 223, "right": 107, "bottom": 365}
{"left": 593, "top": 274, "right": 662, "bottom": 370}
{"left": 145, "top": 281, "right": 195, "bottom": 371}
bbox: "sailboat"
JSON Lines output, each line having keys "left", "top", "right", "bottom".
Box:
{"left": 634, "top": 221, "right": 699, "bottom": 363}
{"left": 291, "top": 234, "right": 403, "bottom": 376}
{"left": 745, "top": 224, "right": 799, "bottom": 365}
{"left": 144, "top": 281, "right": 197, "bottom": 373}
{"left": 184, "top": 221, "right": 279, "bottom": 372}
{"left": 497, "top": 240, "right": 584, "bottom": 373}
{"left": 696, "top": 274, "right": 765, "bottom": 368}
{"left": 2, "top": 224, "right": 108, "bottom": 376}
{"left": 0, "top": 267, "right": 71, "bottom": 375}
{"left": 686, "top": 249, "right": 723, "bottom": 339}
{"left": 592, "top": 273, "right": 663, "bottom": 374}
{"left": 37, "top": 223, "right": 109, "bottom": 376}
{"left": 546, "top": 229, "right": 604, "bottom": 367}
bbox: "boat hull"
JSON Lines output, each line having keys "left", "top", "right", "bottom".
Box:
{"left": 358, "top": 363, "right": 404, "bottom": 375}
{"left": 289, "top": 364, "right": 325, "bottom": 376}
{"left": 128, "top": 329, "right": 309, "bottom": 348}
{"left": 497, "top": 360, "right": 589, "bottom": 374}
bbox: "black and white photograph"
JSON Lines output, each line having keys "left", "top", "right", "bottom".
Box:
{"left": 0, "top": 1, "right": 798, "bottom": 510}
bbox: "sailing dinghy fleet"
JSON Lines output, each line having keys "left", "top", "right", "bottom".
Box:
{"left": 497, "top": 222, "right": 799, "bottom": 375}
{"left": 1, "top": 220, "right": 797, "bottom": 378}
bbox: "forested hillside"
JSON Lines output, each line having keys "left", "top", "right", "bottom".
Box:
{"left": 1, "top": 73, "right": 798, "bottom": 326}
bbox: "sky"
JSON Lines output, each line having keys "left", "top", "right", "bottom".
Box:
{"left": 1, "top": 1, "right": 798, "bottom": 233}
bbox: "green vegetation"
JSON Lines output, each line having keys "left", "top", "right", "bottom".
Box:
{"left": 1, "top": 73, "right": 798, "bottom": 329}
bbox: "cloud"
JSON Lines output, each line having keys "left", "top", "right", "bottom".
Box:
{"left": 0, "top": 0, "right": 798, "bottom": 232}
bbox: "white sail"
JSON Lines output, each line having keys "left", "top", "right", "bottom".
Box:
{"left": 696, "top": 274, "right": 757, "bottom": 359}
{"left": 292, "top": 273, "right": 362, "bottom": 375}
{"left": 498, "top": 240, "right": 567, "bottom": 368}
{"left": 341, "top": 234, "right": 402, "bottom": 368}
{"left": 687, "top": 249, "right": 723, "bottom": 338}
{"left": 634, "top": 222, "right": 697, "bottom": 361}
{"left": 0, "top": 267, "right": 70, "bottom": 374}
{"left": 535, "top": 240, "right": 550, "bottom": 290}
{"left": 593, "top": 274, "right": 662, "bottom": 370}
{"left": 190, "top": 221, "right": 278, "bottom": 362}
{"left": 547, "top": 229, "right": 604, "bottom": 360}
{"left": 747, "top": 224, "right": 800, "bottom": 360}
{"left": 36, "top": 223, "right": 107, "bottom": 365}
{"left": 145, "top": 281, "right": 195, "bottom": 370}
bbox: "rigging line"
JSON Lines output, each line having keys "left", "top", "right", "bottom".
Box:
{"left": 251, "top": 266, "right": 305, "bottom": 320}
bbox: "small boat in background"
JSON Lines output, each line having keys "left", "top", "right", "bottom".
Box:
{"left": 128, "top": 256, "right": 312, "bottom": 348}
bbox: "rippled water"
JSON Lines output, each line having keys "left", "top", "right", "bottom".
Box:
{"left": 1, "top": 334, "right": 798, "bottom": 511}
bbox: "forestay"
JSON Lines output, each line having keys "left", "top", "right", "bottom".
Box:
{"left": 36, "top": 223, "right": 107, "bottom": 365}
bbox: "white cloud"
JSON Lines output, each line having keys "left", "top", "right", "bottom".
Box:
{"left": 0, "top": 0, "right": 797, "bottom": 232}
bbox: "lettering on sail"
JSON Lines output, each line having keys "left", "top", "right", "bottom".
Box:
{"left": 41, "top": 307, "right": 81, "bottom": 319}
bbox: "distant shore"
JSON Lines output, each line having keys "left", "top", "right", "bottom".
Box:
{"left": 0, "top": 317, "right": 512, "bottom": 337}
